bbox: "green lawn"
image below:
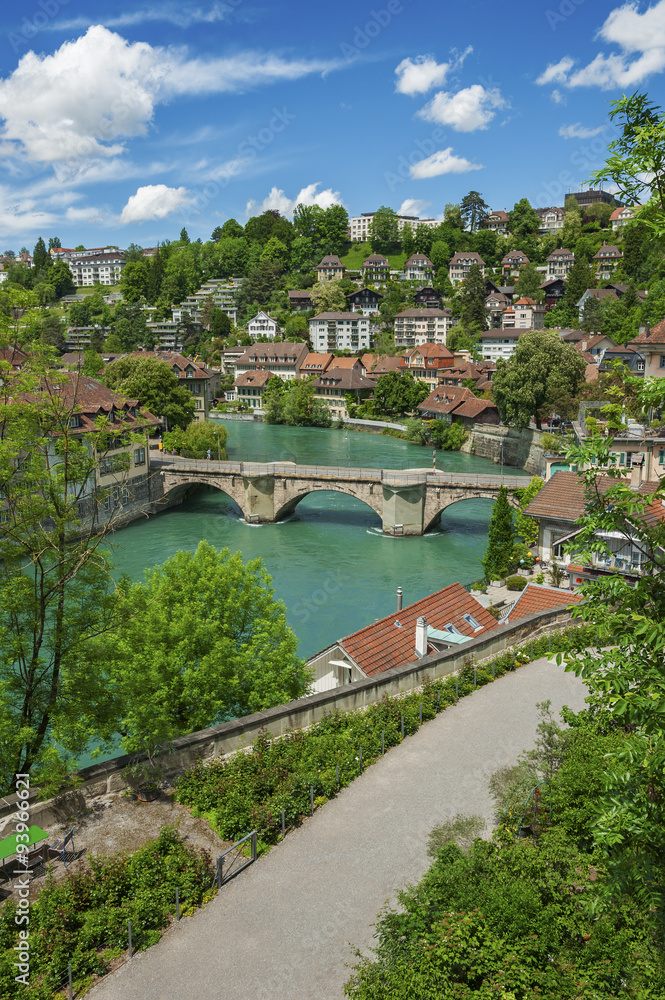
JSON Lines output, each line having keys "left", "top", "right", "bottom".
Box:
{"left": 74, "top": 284, "right": 122, "bottom": 295}
{"left": 340, "top": 243, "right": 407, "bottom": 271}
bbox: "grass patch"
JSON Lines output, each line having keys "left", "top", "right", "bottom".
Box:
{"left": 340, "top": 243, "right": 408, "bottom": 271}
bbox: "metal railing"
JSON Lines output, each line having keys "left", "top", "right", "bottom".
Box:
{"left": 214, "top": 830, "right": 257, "bottom": 888}
{"left": 151, "top": 455, "right": 526, "bottom": 489}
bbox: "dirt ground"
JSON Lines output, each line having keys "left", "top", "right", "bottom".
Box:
{"left": 1, "top": 786, "right": 231, "bottom": 904}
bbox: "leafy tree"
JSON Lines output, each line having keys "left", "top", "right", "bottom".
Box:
{"left": 0, "top": 351, "right": 138, "bottom": 791}
{"left": 622, "top": 221, "right": 650, "bottom": 282}
{"left": 236, "top": 261, "right": 283, "bottom": 318}
{"left": 111, "top": 301, "right": 149, "bottom": 351}
{"left": 259, "top": 236, "right": 289, "bottom": 265}
{"left": 95, "top": 541, "right": 310, "bottom": 754}
{"left": 262, "top": 375, "right": 288, "bottom": 423}
{"left": 443, "top": 203, "right": 463, "bottom": 228}
{"left": 102, "top": 356, "right": 196, "bottom": 429}
{"left": 561, "top": 206, "right": 583, "bottom": 249}
{"left": 400, "top": 224, "right": 415, "bottom": 258}
{"left": 458, "top": 263, "right": 488, "bottom": 331}
{"left": 218, "top": 219, "right": 245, "bottom": 239}
{"left": 481, "top": 486, "right": 516, "bottom": 580}
{"left": 245, "top": 211, "right": 293, "bottom": 246}
{"left": 51, "top": 259, "right": 76, "bottom": 298}
{"left": 369, "top": 206, "right": 401, "bottom": 255}
{"left": 210, "top": 226, "right": 224, "bottom": 241}
{"left": 162, "top": 420, "right": 227, "bottom": 459}
{"left": 209, "top": 308, "right": 233, "bottom": 339}
{"left": 48, "top": 236, "right": 61, "bottom": 250}
{"left": 428, "top": 420, "right": 466, "bottom": 450}
{"left": 284, "top": 313, "right": 309, "bottom": 339}
{"left": 515, "top": 476, "right": 543, "bottom": 546}
{"left": 373, "top": 370, "right": 428, "bottom": 417}
{"left": 39, "top": 313, "right": 66, "bottom": 353}
{"left": 429, "top": 239, "right": 450, "bottom": 274}
{"left": 289, "top": 235, "right": 317, "bottom": 273}
{"left": 492, "top": 331, "right": 587, "bottom": 430}
{"left": 310, "top": 278, "right": 347, "bottom": 313}
{"left": 120, "top": 260, "right": 150, "bottom": 303}
{"left": 282, "top": 378, "right": 331, "bottom": 427}
{"left": 508, "top": 198, "right": 539, "bottom": 236}
{"left": 413, "top": 223, "right": 433, "bottom": 254}
{"left": 82, "top": 348, "right": 103, "bottom": 376}
{"left": 460, "top": 190, "right": 489, "bottom": 232}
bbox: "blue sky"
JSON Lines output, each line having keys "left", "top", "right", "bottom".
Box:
{"left": 0, "top": 0, "right": 664, "bottom": 250}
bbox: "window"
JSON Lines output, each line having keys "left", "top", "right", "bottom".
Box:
{"left": 134, "top": 447, "right": 145, "bottom": 465}
{"left": 462, "top": 613, "right": 482, "bottom": 631}
{"left": 443, "top": 623, "right": 462, "bottom": 635}
{"left": 659, "top": 356, "right": 665, "bottom": 369}
{"left": 70, "top": 414, "right": 81, "bottom": 428}
{"left": 99, "top": 457, "right": 112, "bottom": 475}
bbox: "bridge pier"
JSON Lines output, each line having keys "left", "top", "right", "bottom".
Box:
{"left": 243, "top": 475, "right": 277, "bottom": 523}
{"left": 381, "top": 482, "right": 426, "bottom": 536}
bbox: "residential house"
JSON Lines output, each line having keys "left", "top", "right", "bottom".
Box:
{"left": 438, "top": 361, "right": 495, "bottom": 393}
{"left": 545, "top": 249, "right": 574, "bottom": 281}
{"left": 172, "top": 278, "right": 239, "bottom": 327}
{"left": 451, "top": 397, "right": 500, "bottom": 428}
{"left": 312, "top": 369, "right": 377, "bottom": 420}
{"left": 349, "top": 213, "right": 439, "bottom": 242}
{"left": 592, "top": 244, "right": 623, "bottom": 280}
{"left": 504, "top": 583, "right": 582, "bottom": 623}
{"left": 288, "top": 290, "right": 313, "bottom": 311}
{"left": 505, "top": 297, "right": 545, "bottom": 330}
{"left": 577, "top": 287, "right": 622, "bottom": 321}
{"left": 480, "top": 210, "right": 510, "bottom": 234}
{"left": 602, "top": 342, "right": 646, "bottom": 375}
{"left": 414, "top": 287, "right": 443, "bottom": 309}
{"left": 68, "top": 251, "right": 126, "bottom": 287}
{"left": 524, "top": 470, "right": 658, "bottom": 584}
{"left": 478, "top": 329, "right": 524, "bottom": 362}
{"left": 0, "top": 344, "right": 29, "bottom": 369}
{"left": 315, "top": 255, "right": 345, "bottom": 282}
{"left": 403, "top": 254, "right": 434, "bottom": 282}
{"left": 417, "top": 385, "right": 477, "bottom": 420}
{"left": 233, "top": 370, "right": 275, "bottom": 409}
{"left": 306, "top": 582, "right": 497, "bottom": 692}
{"left": 611, "top": 206, "right": 638, "bottom": 230}
{"left": 330, "top": 356, "right": 367, "bottom": 376}
{"left": 572, "top": 333, "right": 616, "bottom": 362}
{"left": 400, "top": 344, "right": 455, "bottom": 390}
{"left": 361, "top": 354, "right": 405, "bottom": 376}
{"left": 628, "top": 320, "right": 665, "bottom": 376}
{"left": 540, "top": 278, "right": 567, "bottom": 311}
{"left": 158, "top": 353, "right": 219, "bottom": 422}
{"left": 299, "top": 352, "right": 334, "bottom": 379}
{"left": 309, "top": 312, "right": 373, "bottom": 352}
{"left": 536, "top": 207, "right": 565, "bottom": 233}
{"left": 361, "top": 254, "right": 390, "bottom": 287}
{"left": 234, "top": 341, "right": 309, "bottom": 382}
{"left": 247, "top": 311, "right": 281, "bottom": 341}
{"left": 485, "top": 290, "right": 511, "bottom": 327}
{"left": 394, "top": 308, "right": 456, "bottom": 348}
{"left": 501, "top": 250, "right": 529, "bottom": 280}
{"left": 220, "top": 346, "right": 246, "bottom": 379}
{"left": 347, "top": 287, "right": 382, "bottom": 315}
{"left": 449, "top": 252, "right": 485, "bottom": 286}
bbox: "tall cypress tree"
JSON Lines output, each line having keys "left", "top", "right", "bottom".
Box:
{"left": 32, "top": 236, "right": 51, "bottom": 273}
{"left": 460, "top": 263, "right": 488, "bottom": 330}
{"left": 481, "top": 486, "right": 516, "bottom": 581}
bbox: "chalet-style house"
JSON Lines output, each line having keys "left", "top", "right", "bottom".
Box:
{"left": 361, "top": 254, "right": 390, "bottom": 286}
{"left": 415, "top": 287, "right": 443, "bottom": 309}
{"left": 449, "top": 252, "right": 485, "bottom": 286}
{"left": 545, "top": 249, "right": 574, "bottom": 281}
{"left": 315, "top": 255, "right": 345, "bottom": 282}
{"left": 288, "top": 290, "right": 313, "bottom": 312}
{"left": 347, "top": 287, "right": 382, "bottom": 315}
{"left": 540, "top": 278, "right": 567, "bottom": 311}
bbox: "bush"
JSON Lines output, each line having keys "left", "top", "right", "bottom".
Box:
{"left": 505, "top": 575, "right": 527, "bottom": 591}
{"left": 470, "top": 579, "right": 487, "bottom": 591}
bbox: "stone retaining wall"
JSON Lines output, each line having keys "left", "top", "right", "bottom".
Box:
{"left": 0, "top": 606, "right": 576, "bottom": 834}
{"left": 462, "top": 425, "right": 545, "bottom": 477}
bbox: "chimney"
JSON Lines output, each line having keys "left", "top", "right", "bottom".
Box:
{"left": 630, "top": 458, "right": 644, "bottom": 489}
{"left": 396, "top": 586, "right": 403, "bottom": 612}
{"left": 415, "top": 616, "right": 428, "bottom": 659}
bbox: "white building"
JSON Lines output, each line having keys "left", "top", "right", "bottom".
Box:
{"left": 68, "top": 251, "right": 127, "bottom": 287}
{"left": 309, "top": 312, "right": 373, "bottom": 352}
{"left": 172, "top": 278, "right": 240, "bottom": 327}
{"left": 503, "top": 297, "right": 546, "bottom": 330}
{"left": 393, "top": 308, "right": 455, "bottom": 348}
{"left": 247, "top": 311, "right": 281, "bottom": 340}
{"left": 545, "top": 249, "right": 575, "bottom": 281}
{"left": 349, "top": 213, "right": 439, "bottom": 242}
{"left": 478, "top": 329, "right": 524, "bottom": 362}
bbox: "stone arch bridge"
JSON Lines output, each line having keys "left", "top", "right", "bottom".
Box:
{"left": 152, "top": 457, "right": 526, "bottom": 536}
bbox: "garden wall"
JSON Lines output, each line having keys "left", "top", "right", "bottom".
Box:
{"left": 462, "top": 425, "right": 545, "bottom": 476}
{"left": 0, "top": 605, "right": 576, "bottom": 834}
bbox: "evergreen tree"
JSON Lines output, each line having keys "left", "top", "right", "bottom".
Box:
{"left": 429, "top": 240, "right": 451, "bottom": 274}
{"left": 48, "top": 236, "right": 61, "bottom": 250}
{"left": 481, "top": 486, "right": 516, "bottom": 580}
{"left": 147, "top": 246, "right": 165, "bottom": 304}
{"left": 460, "top": 191, "right": 489, "bottom": 232}
{"left": 459, "top": 263, "right": 488, "bottom": 330}
{"left": 32, "top": 237, "right": 50, "bottom": 273}
{"left": 622, "top": 222, "right": 649, "bottom": 283}
{"left": 401, "top": 224, "right": 415, "bottom": 257}
{"left": 565, "top": 255, "right": 595, "bottom": 311}
{"left": 179, "top": 227, "right": 190, "bottom": 244}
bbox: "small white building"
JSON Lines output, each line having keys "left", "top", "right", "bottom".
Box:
{"left": 247, "top": 311, "right": 281, "bottom": 340}
{"left": 309, "top": 312, "right": 373, "bottom": 352}
{"left": 478, "top": 329, "right": 524, "bottom": 362}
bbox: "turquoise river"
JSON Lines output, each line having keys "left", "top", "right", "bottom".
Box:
{"left": 107, "top": 420, "right": 529, "bottom": 661}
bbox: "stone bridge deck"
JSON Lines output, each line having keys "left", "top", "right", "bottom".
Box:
{"left": 152, "top": 456, "right": 526, "bottom": 535}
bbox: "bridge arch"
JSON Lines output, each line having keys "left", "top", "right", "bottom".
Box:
{"left": 273, "top": 484, "right": 383, "bottom": 523}
{"left": 423, "top": 488, "right": 522, "bottom": 534}
{"left": 157, "top": 474, "right": 246, "bottom": 514}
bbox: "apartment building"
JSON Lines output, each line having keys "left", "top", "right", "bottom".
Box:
{"left": 503, "top": 297, "right": 545, "bottom": 330}
{"left": 545, "top": 248, "right": 575, "bottom": 281}
{"left": 393, "top": 308, "right": 455, "bottom": 348}
{"left": 234, "top": 342, "right": 310, "bottom": 381}
{"left": 592, "top": 244, "right": 623, "bottom": 280}
{"left": 312, "top": 369, "right": 377, "bottom": 419}
{"left": 478, "top": 329, "right": 524, "bottom": 361}
{"left": 171, "top": 278, "right": 240, "bottom": 326}
{"left": 349, "top": 213, "right": 439, "bottom": 242}
{"left": 68, "top": 251, "right": 127, "bottom": 286}
{"left": 449, "top": 252, "right": 485, "bottom": 286}
{"left": 309, "top": 312, "right": 373, "bottom": 352}
{"left": 399, "top": 343, "right": 455, "bottom": 390}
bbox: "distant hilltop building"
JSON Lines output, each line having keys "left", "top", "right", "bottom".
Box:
{"left": 566, "top": 189, "right": 623, "bottom": 210}
{"left": 349, "top": 212, "right": 439, "bottom": 242}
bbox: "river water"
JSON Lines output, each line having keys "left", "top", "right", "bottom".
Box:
{"left": 108, "top": 421, "right": 529, "bottom": 660}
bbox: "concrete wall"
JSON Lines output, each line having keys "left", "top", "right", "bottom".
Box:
{"left": 0, "top": 606, "right": 577, "bottom": 834}
{"left": 462, "top": 425, "right": 545, "bottom": 477}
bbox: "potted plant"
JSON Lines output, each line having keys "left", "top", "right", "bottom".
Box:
{"left": 125, "top": 747, "right": 165, "bottom": 801}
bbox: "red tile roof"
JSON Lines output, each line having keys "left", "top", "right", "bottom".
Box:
{"left": 629, "top": 318, "right": 665, "bottom": 345}
{"left": 525, "top": 470, "right": 657, "bottom": 521}
{"left": 340, "top": 582, "right": 498, "bottom": 677}
{"left": 233, "top": 370, "right": 275, "bottom": 387}
{"left": 418, "top": 385, "right": 475, "bottom": 415}
{"left": 452, "top": 398, "right": 498, "bottom": 419}
{"left": 506, "top": 583, "right": 583, "bottom": 622}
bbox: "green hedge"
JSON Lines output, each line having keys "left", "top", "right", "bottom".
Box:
{"left": 176, "top": 626, "right": 595, "bottom": 852}
{"left": 0, "top": 827, "right": 213, "bottom": 1000}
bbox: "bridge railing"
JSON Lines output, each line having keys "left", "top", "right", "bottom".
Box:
{"left": 151, "top": 455, "right": 526, "bottom": 489}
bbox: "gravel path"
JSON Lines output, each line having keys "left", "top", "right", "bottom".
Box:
{"left": 88, "top": 656, "right": 587, "bottom": 1000}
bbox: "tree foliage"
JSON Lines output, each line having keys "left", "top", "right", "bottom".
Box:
{"left": 460, "top": 190, "right": 489, "bottom": 232}
{"left": 481, "top": 486, "right": 516, "bottom": 580}
{"left": 102, "top": 356, "right": 196, "bottom": 429}
{"left": 373, "top": 370, "right": 429, "bottom": 418}
{"left": 369, "top": 206, "right": 401, "bottom": 255}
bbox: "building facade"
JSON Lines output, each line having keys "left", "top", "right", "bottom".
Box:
{"left": 309, "top": 312, "right": 373, "bottom": 352}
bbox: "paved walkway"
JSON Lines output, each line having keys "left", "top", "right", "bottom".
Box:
{"left": 88, "top": 657, "right": 587, "bottom": 1000}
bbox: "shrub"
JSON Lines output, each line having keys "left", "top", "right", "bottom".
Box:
{"left": 505, "top": 575, "right": 527, "bottom": 591}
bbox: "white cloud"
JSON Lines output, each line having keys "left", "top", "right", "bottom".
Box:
{"left": 397, "top": 198, "right": 431, "bottom": 216}
{"left": 120, "top": 184, "right": 192, "bottom": 223}
{"left": 0, "top": 26, "right": 340, "bottom": 166}
{"left": 395, "top": 56, "right": 451, "bottom": 95}
{"left": 410, "top": 148, "right": 483, "bottom": 179}
{"left": 559, "top": 123, "right": 607, "bottom": 139}
{"left": 551, "top": 89, "right": 566, "bottom": 105}
{"left": 536, "top": 57, "right": 575, "bottom": 85}
{"left": 537, "top": 1, "right": 665, "bottom": 90}
{"left": 417, "top": 85, "right": 506, "bottom": 132}
{"left": 246, "top": 183, "right": 344, "bottom": 218}
{"left": 49, "top": 3, "right": 246, "bottom": 31}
